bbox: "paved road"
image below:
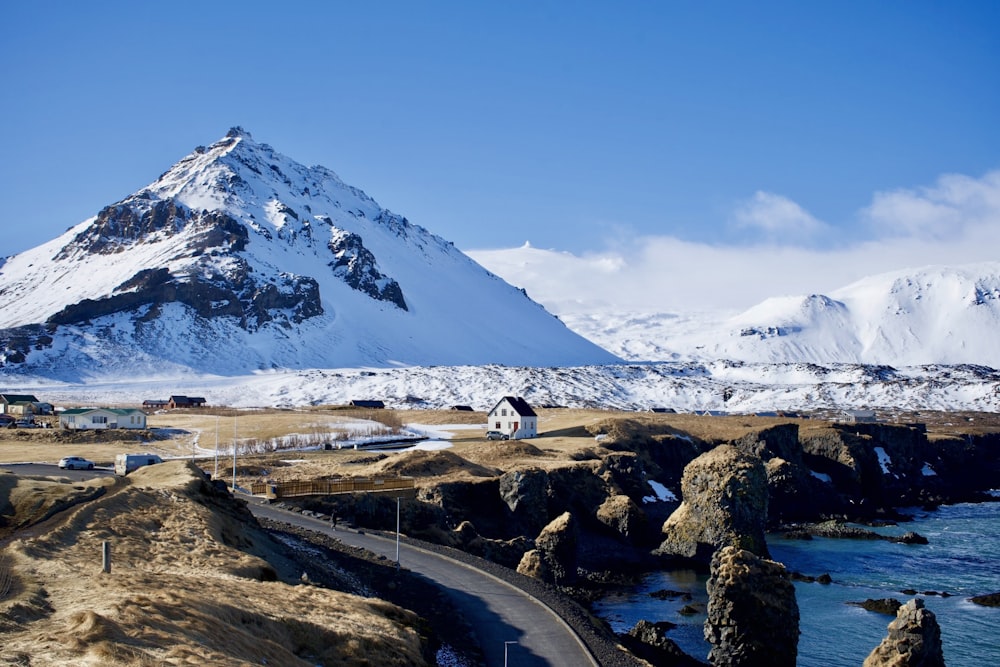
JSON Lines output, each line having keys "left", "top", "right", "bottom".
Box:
{"left": 0, "top": 462, "right": 115, "bottom": 480}
{"left": 250, "top": 500, "right": 599, "bottom": 667}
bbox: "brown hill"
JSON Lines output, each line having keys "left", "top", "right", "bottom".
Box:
{"left": 0, "top": 461, "right": 428, "bottom": 666}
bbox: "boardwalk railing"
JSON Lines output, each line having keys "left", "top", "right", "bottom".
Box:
{"left": 250, "top": 477, "right": 414, "bottom": 498}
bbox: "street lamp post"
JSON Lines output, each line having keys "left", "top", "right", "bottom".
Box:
{"left": 395, "top": 496, "right": 401, "bottom": 568}
{"left": 504, "top": 640, "right": 518, "bottom": 667}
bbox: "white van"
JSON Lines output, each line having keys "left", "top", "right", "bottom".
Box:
{"left": 114, "top": 453, "right": 164, "bottom": 476}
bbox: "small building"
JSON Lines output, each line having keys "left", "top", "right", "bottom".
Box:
{"left": 842, "top": 409, "right": 877, "bottom": 424}
{"left": 649, "top": 407, "right": 676, "bottom": 414}
{"left": 451, "top": 405, "right": 474, "bottom": 412}
{"left": 167, "top": 395, "right": 207, "bottom": 409}
{"left": 60, "top": 408, "right": 147, "bottom": 430}
{"left": 143, "top": 399, "right": 169, "bottom": 409}
{"left": 1, "top": 394, "right": 40, "bottom": 415}
{"left": 487, "top": 396, "right": 537, "bottom": 440}
{"left": 349, "top": 400, "right": 385, "bottom": 409}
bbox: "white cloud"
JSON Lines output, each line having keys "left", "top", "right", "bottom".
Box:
{"left": 732, "top": 191, "right": 830, "bottom": 243}
{"left": 864, "top": 170, "right": 1000, "bottom": 239}
{"left": 468, "top": 170, "right": 1000, "bottom": 316}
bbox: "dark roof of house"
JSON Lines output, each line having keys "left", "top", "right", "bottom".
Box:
{"left": 451, "top": 405, "right": 474, "bottom": 411}
{"left": 1, "top": 394, "right": 39, "bottom": 404}
{"left": 491, "top": 396, "right": 536, "bottom": 417}
{"left": 350, "top": 400, "right": 385, "bottom": 409}
{"left": 169, "top": 396, "right": 206, "bottom": 405}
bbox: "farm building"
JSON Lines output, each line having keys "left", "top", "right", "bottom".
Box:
{"left": 167, "top": 396, "right": 207, "bottom": 409}
{"left": 60, "top": 408, "right": 147, "bottom": 430}
{"left": 487, "top": 396, "right": 537, "bottom": 440}
{"left": 1, "top": 394, "right": 40, "bottom": 415}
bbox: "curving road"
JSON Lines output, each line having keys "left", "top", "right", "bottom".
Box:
{"left": 249, "top": 500, "right": 599, "bottom": 667}
{"left": 0, "top": 464, "right": 599, "bottom": 667}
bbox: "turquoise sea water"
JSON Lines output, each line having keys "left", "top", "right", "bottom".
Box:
{"left": 592, "top": 500, "right": 1000, "bottom": 666}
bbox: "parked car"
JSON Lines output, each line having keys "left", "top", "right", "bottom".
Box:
{"left": 114, "top": 453, "right": 163, "bottom": 475}
{"left": 486, "top": 430, "right": 509, "bottom": 441}
{"left": 14, "top": 419, "right": 37, "bottom": 428}
{"left": 58, "top": 456, "right": 95, "bottom": 470}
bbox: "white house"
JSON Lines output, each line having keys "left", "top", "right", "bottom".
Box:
{"left": 59, "top": 408, "right": 147, "bottom": 430}
{"left": 487, "top": 396, "right": 537, "bottom": 440}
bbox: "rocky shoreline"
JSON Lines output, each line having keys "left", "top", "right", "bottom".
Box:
{"left": 276, "top": 416, "right": 1000, "bottom": 665}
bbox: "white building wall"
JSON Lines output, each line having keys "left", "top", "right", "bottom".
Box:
{"left": 487, "top": 399, "right": 537, "bottom": 439}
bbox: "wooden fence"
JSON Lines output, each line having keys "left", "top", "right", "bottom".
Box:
{"left": 250, "top": 477, "right": 414, "bottom": 498}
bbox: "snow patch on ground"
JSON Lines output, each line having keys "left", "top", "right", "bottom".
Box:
{"left": 643, "top": 480, "right": 678, "bottom": 503}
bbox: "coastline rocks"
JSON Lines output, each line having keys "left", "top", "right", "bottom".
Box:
{"left": 764, "top": 456, "right": 844, "bottom": 522}
{"left": 621, "top": 620, "right": 705, "bottom": 667}
{"left": 516, "top": 511, "right": 578, "bottom": 585}
{"left": 970, "top": 591, "right": 1000, "bottom": 607}
{"left": 704, "top": 546, "right": 799, "bottom": 667}
{"left": 849, "top": 598, "right": 903, "bottom": 615}
{"left": 655, "top": 445, "right": 769, "bottom": 562}
{"left": 498, "top": 467, "right": 551, "bottom": 536}
{"left": 863, "top": 598, "right": 944, "bottom": 667}
{"left": 595, "top": 494, "right": 647, "bottom": 540}
{"left": 787, "top": 520, "right": 929, "bottom": 545}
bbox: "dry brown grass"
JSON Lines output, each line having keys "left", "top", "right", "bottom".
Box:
{"left": 2, "top": 408, "right": 997, "bottom": 491}
{"left": 0, "top": 461, "right": 428, "bottom": 666}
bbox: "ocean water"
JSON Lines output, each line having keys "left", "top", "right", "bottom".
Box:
{"left": 593, "top": 500, "right": 1000, "bottom": 666}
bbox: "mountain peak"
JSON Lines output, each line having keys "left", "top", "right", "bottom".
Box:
{"left": 226, "top": 126, "right": 252, "bottom": 139}
{"left": 0, "top": 130, "right": 618, "bottom": 374}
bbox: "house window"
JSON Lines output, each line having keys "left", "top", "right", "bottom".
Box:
{"left": 495, "top": 422, "right": 501, "bottom": 429}
{"left": 501, "top": 408, "right": 507, "bottom": 416}
{"left": 92, "top": 415, "right": 107, "bottom": 424}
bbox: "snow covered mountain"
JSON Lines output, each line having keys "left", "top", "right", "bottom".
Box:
{"left": 0, "top": 128, "right": 618, "bottom": 379}
{"left": 562, "top": 263, "right": 1000, "bottom": 368}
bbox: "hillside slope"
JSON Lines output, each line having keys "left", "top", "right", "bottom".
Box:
{"left": 0, "top": 462, "right": 428, "bottom": 666}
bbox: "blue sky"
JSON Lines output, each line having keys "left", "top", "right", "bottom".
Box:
{"left": 2, "top": 1, "right": 999, "bottom": 310}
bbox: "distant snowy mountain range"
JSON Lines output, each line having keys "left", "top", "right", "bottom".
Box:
{"left": 561, "top": 263, "right": 1000, "bottom": 368}
{"left": 1, "top": 129, "right": 997, "bottom": 412}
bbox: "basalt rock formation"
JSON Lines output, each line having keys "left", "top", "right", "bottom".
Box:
{"left": 704, "top": 545, "right": 799, "bottom": 667}
{"left": 516, "top": 511, "right": 579, "bottom": 586}
{"left": 863, "top": 598, "right": 945, "bottom": 667}
{"left": 655, "top": 445, "right": 769, "bottom": 563}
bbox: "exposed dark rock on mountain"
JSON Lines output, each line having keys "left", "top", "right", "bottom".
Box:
{"left": 655, "top": 445, "right": 770, "bottom": 562}
{"left": 327, "top": 230, "right": 407, "bottom": 310}
{"left": 704, "top": 545, "right": 799, "bottom": 667}
{"left": 863, "top": 598, "right": 945, "bottom": 667}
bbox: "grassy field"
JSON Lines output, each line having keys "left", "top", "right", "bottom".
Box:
{"left": 3, "top": 407, "right": 997, "bottom": 489}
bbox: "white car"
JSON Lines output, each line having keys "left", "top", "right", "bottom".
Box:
{"left": 58, "top": 456, "right": 95, "bottom": 470}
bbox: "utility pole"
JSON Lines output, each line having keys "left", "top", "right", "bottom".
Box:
{"left": 395, "top": 496, "right": 401, "bottom": 568}
{"left": 232, "top": 416, "right": 238, "bottom": 493}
